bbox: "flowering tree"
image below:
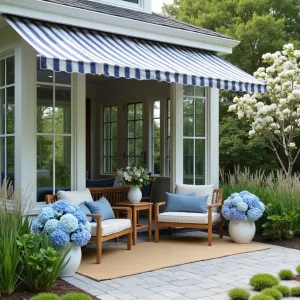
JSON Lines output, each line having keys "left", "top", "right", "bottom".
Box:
{"left": 229, "top": 44, "right": 300, "bottom": 177}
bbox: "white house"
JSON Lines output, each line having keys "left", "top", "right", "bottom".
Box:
{"left": 0, "top": 0, "right": 265, "bottom": 215}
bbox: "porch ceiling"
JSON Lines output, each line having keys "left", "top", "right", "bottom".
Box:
{"left": 4, "top": 14, "right": 266, "bottom": 93}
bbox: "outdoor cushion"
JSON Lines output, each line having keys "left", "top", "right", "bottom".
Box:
{"left": 85, "top": 196, "right": 115, "bottom": 222}
{"left": 78, "top": 203, "right": 92, "bottom": 222}
{"left": 142, "top": 172, "right": 152, "bottom": 197}
{"left": 57, "top": 188, "right": 93, "bottom": 205}
{"left": 176, "top": 184, "right": 214, "bottom": 205}
{"left": 90, "top": 219, "right": 131, "bottom": 236}
{"left": 165, "top": 192, "right": 209, "bottom": 213}
{"left": 158, "top": 212, "right": 220, "bottom": 224}
{"left": 86, "top": 178, "right": 115, "bottom": 188}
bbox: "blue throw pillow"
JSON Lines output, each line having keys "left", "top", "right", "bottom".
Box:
{"left": 86, "top": 178, "right": 115, "bottom": 188}
{"left": 165, "top": 192, "right": 208, "bottom": 213}
{"left": 85, "top": 197, "right": 115, "bottom": 222}
{"left": 78, "top": 203, "right": 92, "bottom": 222}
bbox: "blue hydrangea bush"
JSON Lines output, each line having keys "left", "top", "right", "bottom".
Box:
{"left": 32, "top": 200, "right": 91, "bottom": 248}
{"left": 222, "top": 191, "right": 265, "bottom": 221}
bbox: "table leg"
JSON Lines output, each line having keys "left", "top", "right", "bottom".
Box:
{"left": 133, "top": 207, "right": 137, "bottom": 245}
{"left": 148, "top": 205, "right": 152, "bottom": 242}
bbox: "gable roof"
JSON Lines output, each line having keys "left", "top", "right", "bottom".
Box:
{"left": 41, "top": 0, "right": 235, "bottom": 41}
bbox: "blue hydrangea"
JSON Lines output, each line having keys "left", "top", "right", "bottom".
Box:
{"left": 222, "top": 205, "right": 232, "bottom": 220}
{"left": 50, "top": 229, "right": 70, "bottom": 248}
{"left": 59, "top": 213, "right": 79, "bottom": 233}
{"left": 236, "top": 201, "right": 248, "bottom": 212}
{"left": 38, "top": 206, "right": 55, "bottom": 224}
{"left": 52, "top": 200, "right": 71, "bottom": 213}
{"left": 78, "top": 222, "right": 91, "bottom": 232}
{"left": 230, "top": 192, "right": 240, "bottom": 199}
{"left": 32, "top": 219, "right": 44, "bottom": 233}
{"left": 259, "top": 201, "right": 265, "bottom": 213}
{"left": 230, "top": 207, "right": 248, "bottom": 220}
{"left": 231, "top": 196, "right": 243, "bottom": 206}
{"left": 44, "top": 219, "right": 59, "bottom": 233}
{"left": 71, "top": 209, "right": 88, "bottom": 224}
{"left": 247, "top": 208, "right": 263, "bottom": 221}
{"left": 71, "top": 230, "right": 91, "bottom": 247}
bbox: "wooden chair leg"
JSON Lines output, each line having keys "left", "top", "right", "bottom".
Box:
{"left": 208, "top": 225, "right": 212, "bottom": 246}
{"left": 155, "top": 222, "right": 159, "bottom": 243}
{"left": 127, "top": 231, "right": 132, "bottom": 250}
{"left": 219, "top": 222, "right": 223, "bottom": 239}
{"left": 168, "top": 227, "right": 173, "bottom": 236}
{"left": 96, "top": 239, "right": 102, "bottom": 264}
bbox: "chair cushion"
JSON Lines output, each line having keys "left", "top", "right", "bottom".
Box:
{"left": 57, "top": 188, "right": 93, "bottom": 205}
{"left": 85, "top": 196, "right": 115, "bottom": 222}
{"left": 176, "top": 184, "right": 214, "bottom": 205}
{"left": 90, "top": 219, "right": 131, "bottom": 236}
{"left": 158, "top": 212, "right": 220, "bottom": 224}
{"left": 86, "top": 178, "right": 115, "bottom": 188}
{"left": 165, "top": 192, "right": 208, "bottom": 213}
{"left": 78, "top": 203, "right": 92, "bottom": 222}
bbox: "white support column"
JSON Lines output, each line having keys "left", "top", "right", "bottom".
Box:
{"left": 73, "top": 73, "right": 86, "bottom": 190}
{"left": 14, "top": 40, "right": 36, "bottom": 204}
{"left": 207, "top": 88, "right": 219, "bottom": 188}
{"left": 170, "top": 83, "right": 183, "bottom": 192}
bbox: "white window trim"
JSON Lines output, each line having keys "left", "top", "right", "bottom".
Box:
{"left": 88, "top": 0, "right": 151, "bottom": 13}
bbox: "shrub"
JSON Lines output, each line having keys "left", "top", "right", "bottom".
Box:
{"left": 296, "top": 265, "right": 300, "bottom": 274}
{"left": 60, "top": 293, "right": 92, "bottom": 300}
{"left": 30, "top": 293, "right": 60, "bottom": 300}
{"left": 251, "top": 295, "right": 274, "bottom": 300}
{"left": 273, "top": 285, "right": 290, "bottom": 297}
{"left": 228, "top": 288, "right": 250, "bottom": 300}
{"left": 261, "top": 288, "right": 282, "bottom": 300}
{"left": 0, "top": 180, "right": 33, "bottom": 294}
{"left": 291, "top": 287, "right": 300, "bottom": 297}
{"left": 17, "top": 233, "right": 70, "bottom": 292}
{"left": 278, "top": 269, "right": 294, "bottom": 280}
{"left": 249, "top": 274, "right": 279, "bottom": 291}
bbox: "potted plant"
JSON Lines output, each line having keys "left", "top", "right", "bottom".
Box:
{"left": 222, "top": 191, "right": 265, "bottom": 243}
{"left": 117, "top": 166, "right": 150, "bottom": 204}
{"left": 32, "top": 200, "right": 91, "bottom": 277}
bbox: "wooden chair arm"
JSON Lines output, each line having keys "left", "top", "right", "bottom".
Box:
{"left": 112, "top": 207, "right": 132, "bottom": 221}
{"left": 86, "top": 213, "right": 101, "bottom": 223}
{"left": 155, "top": 202, "right": 166, "bottom": 217}
{"left": 86, "top": 214, "right": 102, "bottom": 237}
{"left": 208, "top": 202, "right": 223, "bottom": 209}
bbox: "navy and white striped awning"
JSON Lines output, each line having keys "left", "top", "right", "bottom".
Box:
{"left": 5, "top": 15, "right": 266, "bottom": 93}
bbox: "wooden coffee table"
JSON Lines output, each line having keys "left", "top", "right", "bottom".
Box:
{"left": 114, "top": 202, "right": 153, "bottom": 245}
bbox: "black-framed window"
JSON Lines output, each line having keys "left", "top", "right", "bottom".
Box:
{"left": 152, "top": 100, "right": 160, "bottom": 175}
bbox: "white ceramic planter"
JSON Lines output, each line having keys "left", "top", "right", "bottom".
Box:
{"left": 60, "top": 245, "right": 82, "bottom": 278}
{"left": 228, "top": 220, "right": 256, "bottom": 244}
{"left": 128, "top": 185, "right": 142, "bottom": 204}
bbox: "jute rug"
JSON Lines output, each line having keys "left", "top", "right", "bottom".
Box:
{"left": 77, "top": 233, "right": 270, "bottom": 281}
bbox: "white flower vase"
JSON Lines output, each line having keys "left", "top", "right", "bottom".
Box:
{"left": 228, "top": 220, "right": 256, "bottom": 244}
{"left": 60, "top": 245, "right": 82, "bottom": 278}
{"left": 128, "top": 185, "right": 142, "bottom": 204}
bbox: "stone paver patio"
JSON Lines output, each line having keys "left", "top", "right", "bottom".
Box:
{"left": 64, "top": 232, "right": 300, "bottom": 300}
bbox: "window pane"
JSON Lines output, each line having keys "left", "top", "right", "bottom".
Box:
{"left": 37, "top": 136, "right": 53, "bottom": 201}
{"left": 55, "top": 72, "right": 71, "bottom": 85}
{"left": 111, "top": 106, "right": 118, "bottom": 122}
{"left": 195, "top": 86, "right": 205, "bottom": 97}
{"left": 104, "top": 156, "right": 110, "bottom": 173}
{"left": 195, "top": 139, "right": 205, "bottom": 185}
{"left": 37, "top": 57, "right": 53, "bottom": 83}
{"left": 6, "top": 87, "right": 14, "bottom": 134}
{"left": 37, "top": 85, "right": 53, "bottom": 133}
{"left": 183, "top": 85, "right": 194, "bottom": 96}
{"left": 0, "top": 137, "right": 4, "bottom": 182}
{"left": 195, "top": 98, "right": 205, "bottom": 137}
{"left": 0, "top": 59, "right": 4, "bottom": 87}
{"left": 104, "top": 140, "right": 110, "bottom": 156}
{"left": 183, "top": 98, "right": 194, "bottom": 115}
{"left": 136, "top": 103, "right": 143, "bottom": 119}
{"left": 104, "top": 107, "right": 111, "bottom": 122}
{"left": 55, "top": 136, "right": 71, "bottom": 189}
{"left": 111, "top": 122, "right": 117, "bottom": 139}
{"left": 128, "top": 121, "right": 134, "bottom": 138}
{"left": 6, "top": 137, "right": 14, "bottom": 173}
{"left": 128, "top": 156, "right": 134, "bottom": 167}
{"left": 136, "top": 156, "right": 142, "bottom": 167}
{"left": 136, "top": 120, "right": 142, "bottom": 137}
{"left": 55, "top": 86, "right": 71, "bottom": 134}
{"left": 111, "top": 157, "right": 117, "bottom": 172}
{"left": 6, "top": 57, "right": 14, "bottom": 85}
{"left": 183, "top": 139, "right": 194, "bottom": 184}
{"left": 154, "top": 137, "right": 160, "bottom": 156}
{"left": 154, "top": 157, "right": 160, "bottom": 175}
{"left": 153, "top": 119, "right": 160, "bottom": 137}
{"left": 0, "top": 89, "right": 4, "bottom": 135}
{"left": 111, "top": 140, "right": 117, "bottom": 156}
{"left": 135, "top": 138, "right": 142, "bottom": 156}
{"left": 128, "top": 139, "right": 134, "bottom": 156}
{"left": 167, "top": 118, "right": 170, "bottom": 136}
{"left": 104, "top": 123, "right": 110, "bottom": 139}
{"left": 183, "top": 116, "right": 194, "bottom": 137}
{"left": 128, "top": 104, "right": 134, "bottom": 120}
{"left": 153, "top": 101, "right": 160, "bottom": 118}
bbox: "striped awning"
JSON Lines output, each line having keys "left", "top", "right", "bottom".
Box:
{"left": 5, "top": 15, "right": 266, "bottom": 93}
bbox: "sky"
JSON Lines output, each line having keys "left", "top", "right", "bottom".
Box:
{"left": 152, "top": 0, "right": 173, "bottom": 13}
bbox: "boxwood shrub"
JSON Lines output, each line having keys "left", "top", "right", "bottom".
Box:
{"left": 261, "top": 288, "right": 282, "bottom": 300}
{"left": 296, "top": 265, "right": 300, "bottom": 274}
{"left": 249, "top": 274, "right": 279, "bottom": 291}
{"left": 228, "top": 288, "right": 250, "bottom": 300}
{"left": 30, "top": 293, "right": 59, "bottom": 300}
{"left": 278, "top": 269, "right": 294, "bottom": 280}
{"left": 273, "top": 285, "right": 290, "bottom": 297}
{"left": 251, "top": 295, "right": 274, "bottom": 300}
{"left": 291, "top": 286, "right": 300, "bottom": 297}
{"left": 60, "top": 293, "right": 92, "bottom": 300}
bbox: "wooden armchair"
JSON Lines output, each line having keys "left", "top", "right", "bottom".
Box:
{"left": 154, "top": 189, "right": 223, "bottom": 246}
{"left": 45, "top": 189, "right": 132, "bottom": 264}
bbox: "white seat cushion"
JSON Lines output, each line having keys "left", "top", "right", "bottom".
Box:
{"left": 90, "top": 219, "right": 131, "bottom": 237}
{"left": 176, "top": 184, "right": 214, "bottom": 205}
{"left": 57, "top": 188, "right": 93, "bottom": 205}
{"left": 158, "top": 212, "right": 220, "bottom": 224}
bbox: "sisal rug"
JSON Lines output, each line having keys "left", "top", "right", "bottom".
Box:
{"left": 77, "top": 234, "right": 270, "bottom": 281}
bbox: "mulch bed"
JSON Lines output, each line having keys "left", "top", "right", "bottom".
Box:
{"left": 1, "top": 279, "right": 99, "bottom": 300}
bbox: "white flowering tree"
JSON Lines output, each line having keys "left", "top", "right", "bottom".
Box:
{"left": 229, "top": 44, "right": 300, "bottom": 177}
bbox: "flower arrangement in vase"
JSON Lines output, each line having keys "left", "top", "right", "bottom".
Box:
{"left": 32, "top": 200, "right": 91, "bottom": 277}
{"left": 222, "top": 191, "right": 265, "bottom": 243}
{"left": 117, "top": 166, "right": 150, "bottom": 204}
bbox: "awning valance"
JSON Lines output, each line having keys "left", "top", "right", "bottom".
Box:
{"left": 5, "top": 15, "right": 266, "bottom": 93}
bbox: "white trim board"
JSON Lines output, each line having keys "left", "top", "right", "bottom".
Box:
{"left": 0, "top": 0, "right": 239, "bottom": 54}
